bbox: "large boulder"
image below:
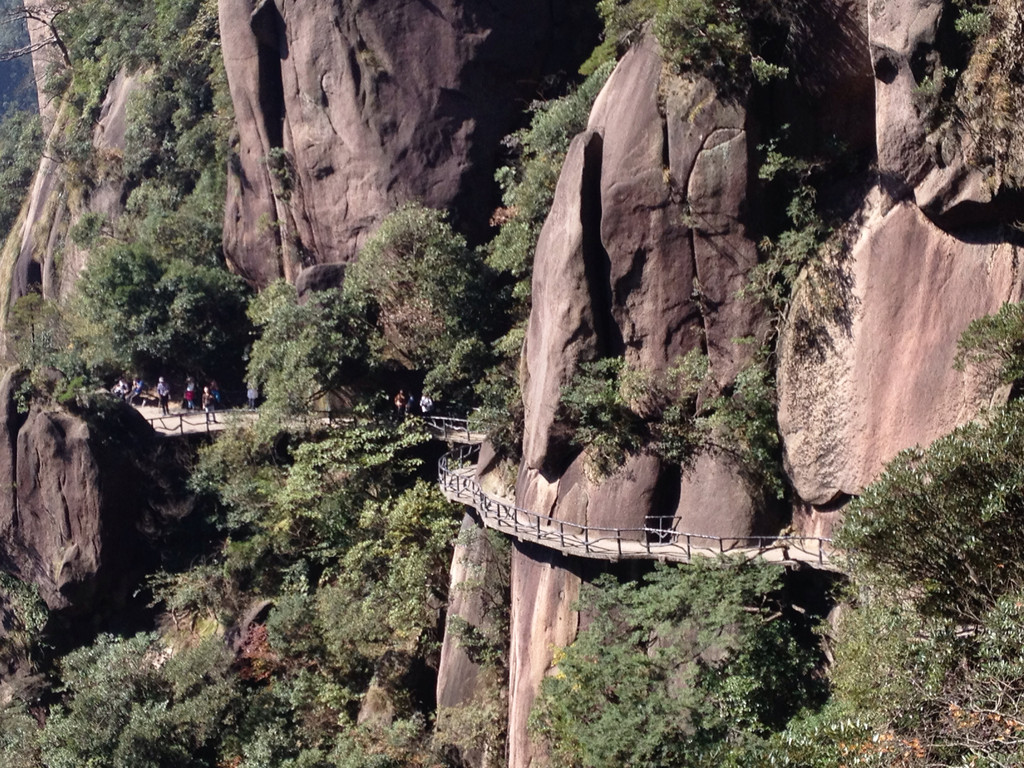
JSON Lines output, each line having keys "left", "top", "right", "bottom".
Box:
{"left": 869, "top": 0, "right": 1024, "bottom": 225}
{"left": 518, "top": 35, "right": 767, "bottom": 542}
{"left": 510, "top": 37, "right": 771, "bottom": 768}
{"left": 0, "top": 372, "right": 190, "bottom": 615}
{"left": 778, "top": 191, "right": 1024, "bottom": 513}
{"left": 218, "top": 0, "right": 598, "bottom": 287}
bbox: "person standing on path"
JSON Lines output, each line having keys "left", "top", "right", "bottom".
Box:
{"left": 202, "top": 386, "right": 217, "bottom": 424}
{"left": 185, "top": 376, "right": 196, "bottom": 410}
{"left": 157, "top": 377, "right": 171, "bottom": 415}
{"left": 247, "top": 382, "right": 258, "bottom": 410}
{"left": 419, "top": 392, "right": 433, "bottom": 415}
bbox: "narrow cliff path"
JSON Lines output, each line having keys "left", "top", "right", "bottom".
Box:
{"left": 139, "top": 406, "right": 837, "bottom": 569}
{"left": 138, "top": 405, "right": 251, "bottom": 436}
{"left": 438, "top": 427, "right": 839, "bottom": 571}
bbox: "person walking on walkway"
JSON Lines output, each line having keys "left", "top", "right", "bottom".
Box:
{"left": 247, "top": 382, "right": 259, "bottom": 410}
{"left": 419, "top": 392, "right": 433, "bottom": 415}
{"left": 202, "top": 386, "right": 217, "bottom": 424}
{"left": 157, "top": 377, "right": 171, "bottom": 415}
{"left": 184, "top": 377, "right": 196, "bottom": 410}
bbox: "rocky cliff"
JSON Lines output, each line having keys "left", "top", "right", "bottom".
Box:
{"left": 218, "top": 0, "right": 598, "bottom": 288}
{"left": 0, "top": 371, "right": 194, "bottom": 618}
{"left": 2, "top": 0, "right": 1022, "bottom": 764}
{"left": 502, "top": 1, "right": 1024, "bottom": 764}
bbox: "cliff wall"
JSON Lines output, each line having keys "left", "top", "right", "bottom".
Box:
{"left": 504, "top": 1, "right": 1024, "bottom": 764}
{"left": 218, "top": 0, "right": 598, "bottom": 288}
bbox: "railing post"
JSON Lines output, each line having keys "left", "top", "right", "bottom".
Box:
{"left": 687, "top": 535, "right": 691, "bottom": 562}
{"left": 583, "top": 526, "right": 589, "bottom": 554}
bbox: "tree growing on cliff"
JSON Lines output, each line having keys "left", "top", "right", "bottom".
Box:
{"left": 74, "top": 242, "right": 251, "bottom": 382}
{"left": 531, "top": 561, "right": 824, "bottom": 767}
{"left": 344, "top": 203, "right": 498, "bottom": 404}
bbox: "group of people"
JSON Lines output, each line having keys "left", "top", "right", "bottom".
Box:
{"left": 111, "top": 376, "right": 146, "bottom": 406}
{"left": 393, "top": 389, "right": 434, "bottom": 418}
{"left": 113, "top": 375, "right": 243, "bottom": 424}
{"left": 183, "top": 377, "right": 223, "bottom": 423}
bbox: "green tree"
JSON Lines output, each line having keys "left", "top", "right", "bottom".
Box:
{"left": 531, "top": 561, "right": 823, "bottom": 768}
{"left": 344, "top": 203, "right": 497, "bottom": 404}
{"left": 583, "top": 0, "right": 789, "bottom": 84}
{"left": 0, "top": 106, "right": 41, "bottom": 238}
{"left": 39, "top": 633, "right": 237, "bottom": 768}
{"left": 955, "top": 300, "right": 1024, "bottom": 393}
{"left": 838, "top": 400, "right": 1024, "bottom": 624}
{"left": 74, "top": 242, "right": 250, "bottom": 382}
{"left": 245, "top": 280, "right": 370, "bottom": 420}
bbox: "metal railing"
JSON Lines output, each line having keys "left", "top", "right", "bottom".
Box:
{"left": 438, "top": 443, "right": 835, "bottom": 569}
{"left": 144, "top": 410, "right": 240, "bottom": 436}
{"left": 421, "top": 414, "right": 485, "bottom": 442}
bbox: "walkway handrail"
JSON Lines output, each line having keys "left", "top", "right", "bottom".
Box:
{"left": 439, "top": 443, "right": 836, "bottom": 569}
{"left": 143, "top": 410, "right": 241, "bottom": 436}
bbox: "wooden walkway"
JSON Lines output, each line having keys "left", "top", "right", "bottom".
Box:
{"left": 138, "top": 406, "right": 836, "bottom": 570}
{"left": 439, "top": 443, "right": 838, "bottom": 571}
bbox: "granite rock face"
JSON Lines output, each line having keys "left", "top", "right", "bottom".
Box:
{"left": 10, "top": 70, "right": 139, "bottom": 307}
{"left": 518, "top": 36, "right": 767, "bottom": 545}
{"left": 435, "top": 512, "right": 508, "bottom": 768}
{"left": 0, "top": 373, "right": 187, "bottom": 615}
{"left": 777, "top": 192, "right": 1024, "bottom": 510}
{"left": 869, "top": 0, "right": 1024, "bottom": 226}
{"left": 506, "top": 544, "right": 582, "bottom": 768}
{"left": 218, "top": 0, "right": 597, "bottom": 287}
{"left": 510, "top": 37, "right": 771, "bottom": 768}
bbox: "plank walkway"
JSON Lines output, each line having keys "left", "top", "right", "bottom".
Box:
{"left": 138, "top": 406, "right": 836, "bottom": 570}
{"left": 439, "top": 442, "right": 839, "bottom": 571}
{"left": 139, "top": 406, "right": 252, "bottom": 436}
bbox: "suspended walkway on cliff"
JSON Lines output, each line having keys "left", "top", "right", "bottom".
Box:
{"left": 437, "top": 428, "right": 838, "bottom": 571}
{"left": 140, "top": 406, "right": 835, "bottom": 569}
{"left": 140, "top": 408, "right": 487, "bottom": 441}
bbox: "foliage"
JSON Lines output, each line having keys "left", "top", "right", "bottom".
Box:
{"left": 0, "top": 701, "right": 40, "bottom": 768}
{"left": 184, "top": 413, "right": 464, "bottom": 764}
{"left": 0, "top": 105, "right": 41, "bottom": 239}
{"left": 560, "top": 349, "right": 782, "bottom": 492}
{"left": 50, "top": 0, "right": 229, "bottom": 190}
{"left": 39, "top": 633, "right": 237, "bottom": 768}
{"left": 582, "top": 0, "right": 789, "bottom": 84}
{"left": 560, "top": 357, "right": 649, "bottom": 477}
{"left": 954, "top": 300, "right": 1024, "bottom": 392}
{"left": 700, "top": 351, "right": 784, "bottom": 499}
{"left": 838, "top": 400, "right": 1024, "bottom": 624}
{"left": 344, "top": 203, "right": 497, "bottom": 405}
{"left": 245, "top": 280, "right": 370, "bottom": 421}
{"left": 487, "top": 62, "right": 612, "bottom": 310}
{"left": 768, "top": 394, "right": 1024, "bottom": 768}
{"left": 531, "top": 561, "right": 824, "bottom": 767}
{"left": 746, "top": 140, "right": 836, "bottom": 321}
{"left": 5, "top": 292, "right": 83, "bottom": 377}
{"left": 74, "top": 241, "right": 251, "bottom": 381}
{"left": 953, "top": 0, "right": 992, "bottom": 40}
